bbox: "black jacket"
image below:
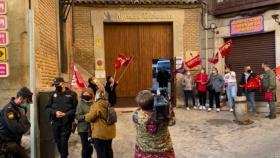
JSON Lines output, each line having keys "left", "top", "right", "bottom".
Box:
{"left": 239, "top": 72, "right": 257, "bottom": 92}
{"left": 105, "top": 82, "right": 118, "bottom": 106}
{"left": 45, "top": 88, "right": 78, "bottom": 125}
{"left": 0, "top": 98, "right": 30, "bottom": 143}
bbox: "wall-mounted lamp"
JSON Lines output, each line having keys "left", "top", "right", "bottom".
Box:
{"left": 272, "top": 14, "right": 280, "bottom": 25}
{"left": 205, "top": 23, "right": 219, "bottom": 34}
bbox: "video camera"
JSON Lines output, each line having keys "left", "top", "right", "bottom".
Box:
{"left": 150, "top": 88, "right": 171, "bottom": 122}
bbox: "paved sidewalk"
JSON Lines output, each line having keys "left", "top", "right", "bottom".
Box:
{"left": 68, "top": 108, "right": 280, "bottom": 158}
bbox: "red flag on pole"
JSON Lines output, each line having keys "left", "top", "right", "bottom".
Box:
{"left": 220, "top": 40, "right": 233, "bottom": 58}
{"left": 208, "top": 52, "right": 219, "bottom": 64}
{"left": 114, "top": 53, "right": 132, "bottom": 69}
{"left": 185, "top": 54, "right": 201, "bottom": 69}
{"left": 276, "top": 66, "right": 280, "bottom": 82}
{"left": 70, "top": 64, "right": 86, "bottom": 90}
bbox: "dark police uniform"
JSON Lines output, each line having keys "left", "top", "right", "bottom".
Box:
{"left": 46, "top": 88, "right": 78, "bottom": 158}
{"left": 0, "top": 98, "right": 30, "bottom": 158}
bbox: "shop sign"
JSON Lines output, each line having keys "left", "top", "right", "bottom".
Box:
{"left": 230, "top": 16, "right": 264, "bottom": 36}
{"left": 0, "top": 0, "right": 7, "bottom": 15}
{"left": 0, "top": 15, "right": 7, "bottom": 30}
{"left": 0, "top": 62, "right": 8, "bottom": 77}
{"left": 0, "top": 47, "right": 7, "bottom": 61}
{"left": 0, "top": 31, "right": 8, "bottom": 45}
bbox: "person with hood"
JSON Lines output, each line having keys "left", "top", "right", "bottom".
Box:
{"left": 105, "top": 76, "right": 118, "bottom": 107}
{"left": 76, "top": 88, "right": 94, "bottom": 158}
{"left": 207, "top": 68, "right": 224, "bottom": 112}
{"left": 132, "top": 90, "right": 176, "bottom": 158}
{"left": 85, "top": 90, "right": 116, "bottom": 158}
{"left": 0, "top": 87, "right": 33, "bottom": 158}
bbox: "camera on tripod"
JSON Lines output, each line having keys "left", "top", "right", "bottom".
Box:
{"left": 150, "top": 88, "right": 171, "bottom": 122}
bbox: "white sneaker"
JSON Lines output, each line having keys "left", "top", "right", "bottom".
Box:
{"left": 202, "top": 106, "right": 206, "bottom": 110}
{"left": 216, "top": 108, "right": 220, "bottom": 112}
{"left": 194, "top": 106, "right": 197, "bottom": 110}
{"left": 230, "top": 108, "right": 233, "bottom": 112}
{"left": 199, "top": 106, "right": 203, "bottom": 110}
{"left": 207, "top": 108, "right": 212, "bottom": 112}
{"left": 186, "top": 107, "right": 190, "bottom": 111}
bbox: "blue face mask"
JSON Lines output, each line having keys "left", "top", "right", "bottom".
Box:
{"left": 19, "top": 102, "right": 29, "bottom": 109}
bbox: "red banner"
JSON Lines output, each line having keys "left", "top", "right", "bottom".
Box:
{"left": 220, "top": 40, "right": 232, "bottom": 58}
{"left": 185, "top": 54, "right": 201, "bottom": 69}
{"left": 70, "top": 64, "right": 86, "bottom": 90}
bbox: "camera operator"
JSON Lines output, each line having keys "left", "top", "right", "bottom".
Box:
{"left": 132, "top": 90, "right": 175, "bottom": 158}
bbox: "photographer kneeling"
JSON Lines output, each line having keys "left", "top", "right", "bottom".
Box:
{"left": 132, "top": 90, "right": 176, "bottom": 158}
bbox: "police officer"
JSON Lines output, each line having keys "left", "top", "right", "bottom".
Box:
{"left": 45, "top": 77, "right": 78, "bottom": 158}
{"left": 0, "top": 87, "right": 33, "bottom": 158}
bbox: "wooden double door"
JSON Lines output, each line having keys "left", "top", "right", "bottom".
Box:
{"left": 104, "top": 23, "right": 173, "bottom": 101}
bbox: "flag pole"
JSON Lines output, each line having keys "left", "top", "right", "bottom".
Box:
{"left": 117, "top": 56, "right": 134, "bottom": 82}
{"left": 113, "top": 68, "right": 117, "bottom": 80}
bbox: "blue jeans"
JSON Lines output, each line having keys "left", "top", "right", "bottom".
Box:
{"left": 242, "top": 90, "right": 256, "bottom": 113}
{"left": 226, "top": 83, "right": 237, "bottom": 108}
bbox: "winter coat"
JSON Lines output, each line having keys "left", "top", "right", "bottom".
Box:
{"left": 75, "top": 99, "right": 93, "bottom": 133}
{"left": 208, "top": 74, "right": 224, "bottom": 92}
{"left": 262, "top": 69, "right": 276, "bottom": 91}
{"left": 85, "top": 98, "right": 116, "bottom": 140}
{"left": 195, "top": 74, "right": 208, "bottom": 92}
{"left": 181, "top": 75, "right": 194, "bottom": 91}
{"left": 105, "top": 82, "right": 118, "bottom": 106}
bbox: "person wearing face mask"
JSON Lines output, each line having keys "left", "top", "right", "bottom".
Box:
{"left": 195, "top": 68, "right": 208, "bottom": 110}
{"left": 76, "top": 88, "right": 94, "bottom": 158}
{"left": 181, "top": 70, "right": 195, "bottom": 110}
{"left": 207, "top": 68, "right": 224, "bottom": 112}
{"left": 0, "top": 87, "right": 33, "bottom": 158}
{"left": 261, "top": 63, "right": 277, "bottom": 119}
{"left": 240, "top": 66, "right": 257, "bottom": 114}
{"left": 45, "top": 77, "right": 78, "bottom": 158}
{"left": 105, "top": 76, "right": 118, "bottom": 107}
{"left": 224, "top": 65, "right": 237, "bottom": 112}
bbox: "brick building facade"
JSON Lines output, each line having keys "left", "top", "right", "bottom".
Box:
{"left": 73, "top": 0, "right": 204, "bottom": 107}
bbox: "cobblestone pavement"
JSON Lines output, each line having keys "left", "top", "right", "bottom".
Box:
{"left": 66, "top": 108, "right": 280, "bottom": 158}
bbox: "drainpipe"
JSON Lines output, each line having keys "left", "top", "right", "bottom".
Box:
{"left": 205, "top": 4, "right": 209, "bottom": 73}
{"left": 28, "top": 0, "right": 37, "bottom": 157}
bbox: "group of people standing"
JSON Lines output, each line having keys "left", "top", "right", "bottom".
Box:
{"left": 181, "top": 63, "right": 277, "bottom": 119}
{"left": 46, "top": 76, "right": 118, "bottom": 158}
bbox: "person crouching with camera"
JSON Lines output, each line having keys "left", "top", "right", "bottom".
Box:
{"left": 132, "top": 90, "right": 176, "bottom": 158}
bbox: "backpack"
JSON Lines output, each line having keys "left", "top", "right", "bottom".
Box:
{"left": 105, "top": 103, "right": 117, "bottom": 125}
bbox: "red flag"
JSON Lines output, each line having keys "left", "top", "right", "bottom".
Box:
{"left": 70, "top": 64, "right": 86, "bottom": 89}
{"left": 208, "top": 52, "right": 219, "bottom": 64}
{"left": 244, "top": 75, "right": 261, "bottom": 91}
{"left": 185, "top": 54, "right": 201, "bottom": 69}
{"left": 276, "top": 66, "right": 280, "bottom": 82}
{"left": 114, "top": 53, "right": 131, "bottom": 69}
{"left": 220, "top": 40, "right": 232, "bottom": 58}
